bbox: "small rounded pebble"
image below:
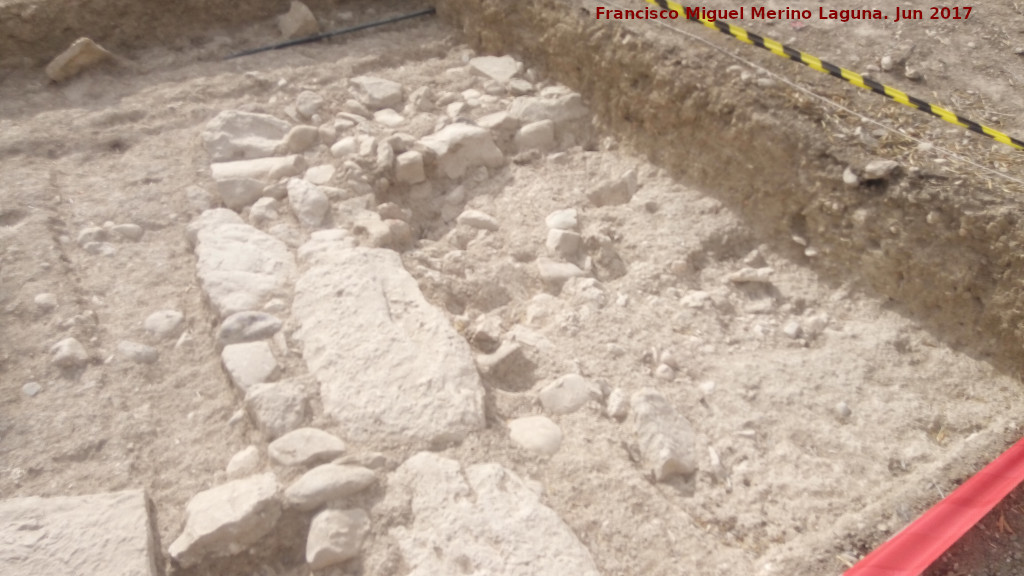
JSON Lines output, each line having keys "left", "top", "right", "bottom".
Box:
{"left": 842, "top": 167, "right": 859, "bottom": 187}
{"left": 76, "top": 226, "right": 107, "bottom": 246}
{"left": 654, "top": 363, "right": 675, "bottom": 381}
{"left": 226, "top": 445, "right": 261, "bottom": 479}
{"left": 335, "top": 452, "right": 388, "bottom": 469}
{"left": 22, "top": 382, "right": 42, "bottom": 397}
{"left": 835, "top": 401, "right": 852, "bottom": 421}
{"left": 228, "top": 409, "right": 246, "bottom": 426}
{"left": 269, "top": 428, "right": 347, "bottom": 467}
{"left": 51, "top": 337, "right": 89, "bottom": 369}
{"left": 144, "top": 309, "right": 185, "bottom": 341}
{"left": 111, "top": 224, "right": 144, "bottom": 241}
{"left": 863, "top": 159, "right": 900, "bottom": 181}
{"left": 263, "top": 298, "right": 288, "bottom": 315}
{"left": 117, "top": 340, "right": 159, "bottom": 365}
{"left": 658, "top": 349, "right": 678, "bottom": 370}
{"left": 218, "top": 311, "right": 282, "bottom": 345}
{"left": 304, "top": 164, "right": 336, "bottom": 185}
{"left": 509, "top": 416, "right": 563, "bottom": 456}
{"left": 296, "top": 90, "right": 325, "bottom": 119}
{"left": 802, "top": 313, "right": 829, "bottom": 337}
{"left": 782, "top": 321, "right": 802, "bottom": 339}
{"left": 82, "top": 241, "right": 116, "bottom": 256}
{"left": 605, "top": 388, "right": 629, "bottom": 420}
{"left": 34, "top": 293, "right": 58, "bottom": 312}
{"left": 545, "top": 208, "right": 578, "bottom": 230}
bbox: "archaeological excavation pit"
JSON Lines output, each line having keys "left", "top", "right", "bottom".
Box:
{"left": 2, "top": 1, "right": 1024, "bottom": 575}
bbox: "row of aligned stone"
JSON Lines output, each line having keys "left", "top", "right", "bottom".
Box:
{"left": 169, "top": 51, "right": 703, "bottom": 573}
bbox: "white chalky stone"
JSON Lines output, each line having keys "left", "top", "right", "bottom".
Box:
{"left": 218, "top": 311, "right": 282, "bottom": 345}
{"left": 268, "top": 428, "right": 347, "bottom": 467}
{"left": 111, "top": 223, "right": 144, "bottom": 241}
{"left": 221, "top": 341, "right": 280, "bottom": 393}
{"left": 632, "top": 389, "right": 698, "bottom": 482}
{"left": 545, "top": 208, "right": 578, "bottom": 230}
{"left": 34, "top": 293, "right": 58, "bottom": 312}
{"left": 545, "top": 228, "right": 580, "bottom": 259}
{"left": 587, "top": 170, "right": 637, "bottom": 207}
{"left": 373, "top": 108, "right": 406, "bottom": 127}
{"left": 350, "top": 76, "right": 404, "bottom": 110}
{"left": 168, "top": 474, "right": 280, "bottom": 567}
{"left": 514, "top": 119, "right": 555, "bottom": 153}
{"left": 283, "top": 125, "right": 319, "bottom": 154}
{"left": 537, "top": 258, "right": 586, "bottom": 287}
{"left": 508, "top": 416, "right": 563, "bottom": 456}
{"left": 284, "top": 464, "right": 376, "bottom": 511}
{"left": 201, "top": 110, "right": 292, "bottom": 162}
{"left": 278, "top": 0, "right": 319, "bottom": 39}
{"left": 307, "top": 508, "right": 370, "bottom": 569}
{"left": 537, "top": 374, "right": 599, "bottom": 415}
{"left": 286, "top": 178, "right": 329, "bottom": 228}
{"left": 468, "top": 55, "right": 520, "bottom": 83}
{"left": 605, "top": 388, "right": 629, "bottom": 420}
{"left": 394, "top": 151, "right": 425, "bottom": 184}
{"left": 782, "top": 321, "right": 802, "bottom": 339}
{"left": 77, "top": 226, "right": 107, "bottom": 246}
{"left": 863, "top": 159, "right": 900, "bottom": 181}
{"left": 51, "top": 337, "right": 88, "bottom": 369}
{"left": 726, "top": 267, "right": 774, "bottom": 284}
{"left": 144, "top": 309, "right": 184, "bottom": 340}
{"left": 456, "top": 209, "right": 499, "bottom": 231}
{"left": 419, "top": 124, "right": 504, "bottom": 179}
{"left": 245, "top": 380, "right": 308, "bottom": 440}
{"left": 117, "top": 341, "right": 159, "bottom": 365}
{"left": 842, "top": 166, "right": 859, "bottom": 187}
{"left": 210, "top": 155, "right": 306, "bottom": 182}
{"left": 295, "top": 91, "right": 324, "bottom": 119}
{"left": 226, "top": 445, "right": 261, "bottom": 479}
{"left": 304, "top": 164, "right": 335, "bottom": 185}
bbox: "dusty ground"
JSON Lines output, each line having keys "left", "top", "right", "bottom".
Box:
{"left": 1, "top": 0, "right": 1023, "bottom": 575}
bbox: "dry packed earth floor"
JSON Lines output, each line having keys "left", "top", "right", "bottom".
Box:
{"left": 1, "top": 1, "right": 1023, "bottom": 575}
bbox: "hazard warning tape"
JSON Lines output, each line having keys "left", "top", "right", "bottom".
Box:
{"left": 645, "top": 0, "right": 1024, "bottom": 151}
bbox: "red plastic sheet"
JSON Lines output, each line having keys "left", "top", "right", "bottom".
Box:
{"left": 844, "top": 437, "right": 1024, "bottom": 576}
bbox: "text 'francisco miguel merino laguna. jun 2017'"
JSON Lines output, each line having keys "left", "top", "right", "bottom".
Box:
{"left": 594, "top": 5, "right": 974, "bottom": 23}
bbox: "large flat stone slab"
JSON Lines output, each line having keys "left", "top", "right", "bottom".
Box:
{"left": 201, "top": 110, "right": 292, "bottom": 162}
{"left": 188, "top": 209, "right": 296, "bottom": 319}
{"left": 384, "top": 453, "right": 599, "bottom": 576}
{"left": 292, "top": 242, "right": 485, "bottom": 445}
{"left": 0, "top": 489, "right": 155, "bottom": 576}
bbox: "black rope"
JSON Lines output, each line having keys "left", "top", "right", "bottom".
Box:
{"left": 226, "top": 7, "right": 437, "bottom": 60}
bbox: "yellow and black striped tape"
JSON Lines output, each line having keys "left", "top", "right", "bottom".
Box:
{"left": 646, "top": 0, "right": 1024, "bottom": 151}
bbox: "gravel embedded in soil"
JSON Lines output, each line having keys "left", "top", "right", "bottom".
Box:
{"left": 1, "top": 0, "right": 1023, "bottom": 574}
